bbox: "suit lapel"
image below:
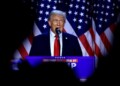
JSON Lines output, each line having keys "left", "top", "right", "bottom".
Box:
{"left": 62, "top": 33, "right": 68, "bottom": 56}
{"left": 44, "top": 33, "right": 51, "bottom": 56}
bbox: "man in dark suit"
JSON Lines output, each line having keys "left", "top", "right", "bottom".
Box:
{"left": 16, "top": 10, "right": 83, "bottom": 84}
{"left": 29, "top": 10, "right": 82, "bottom": 56}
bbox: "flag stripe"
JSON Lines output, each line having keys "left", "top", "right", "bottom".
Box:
{"left": 95, "top": 43, "right": 103, "bottom": 57}
{"left": 18, "top": 44, "right": 28, "bottom": 59}
{"left": 89, "top": 27, "right": 95, "bottom": 41}
{"left": 100, "top": 32, "right": 111, "bottom": 53}
{"left": 77, "top": 38, "right": 89, "bottom": 56}
{"left": 92, "top": 19, "right": 108, "bottom": 56}
{"left": 95, "top": 32, "right": 108, "bottom": 56}
{"left": 13, "top": 50, "right": 22, "bottom": 59}
{"left": 79, "top": 35, "right": 94, "bottom": 56}
{"left": 33, "top": 22, "right": 42, "bottom": 36}
{"left": 91, "top": 21, "right": 103, "bottom": 57}
{"left": 109, "top": 24, "right": 116, "bottom": 32}
{"left": 84, "top": 30, "right": 94, "bottom": 50}
{"left": 28, "top": 32, "right": 34, "bottom": 44}
{"left": 104, "top": 27, "right": 113, "bottom": 45}
{"left": 23, "top": 38, "right": 32, "bottom": 54}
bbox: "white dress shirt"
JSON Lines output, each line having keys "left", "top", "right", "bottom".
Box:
{"left": 50, "top": 29, "right": 62, "bottom": 56}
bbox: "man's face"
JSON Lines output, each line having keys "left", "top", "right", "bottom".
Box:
{"left": 48, "top": 14, "right": 65, "bottom": 34}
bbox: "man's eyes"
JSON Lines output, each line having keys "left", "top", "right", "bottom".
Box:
{"left": 53, "top": 20, "right": 64, "bottom": 22}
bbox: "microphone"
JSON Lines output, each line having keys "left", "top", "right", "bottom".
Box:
{"left": 55, "top": 28, "right": 61, "bottom": 35}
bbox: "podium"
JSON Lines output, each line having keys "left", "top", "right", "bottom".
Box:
{"left": 24, "top": 56, "right": 95, "bottom": 82}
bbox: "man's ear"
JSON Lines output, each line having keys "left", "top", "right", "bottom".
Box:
{"left": 48, "top": 21, "right": 51, "bottom": 26}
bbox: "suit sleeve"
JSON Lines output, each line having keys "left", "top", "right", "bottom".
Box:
{"left": 29, "top": 37, "right": 39, "bottom": 56}
{"left": 73, "top": 37, "right": 83, "bottom": 56}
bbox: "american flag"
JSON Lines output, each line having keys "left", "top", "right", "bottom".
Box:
{"left": 92, "top": 0, "right": 120, "bottom": 57}
{"left": 13, "top": 0, "right": 120, "bottom": 60}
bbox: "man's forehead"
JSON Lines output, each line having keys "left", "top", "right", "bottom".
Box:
{"left": 51, "top": 14, "right": 64, "bottom": 17}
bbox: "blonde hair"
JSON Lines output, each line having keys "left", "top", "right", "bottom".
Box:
{"left": 48, "top": 10, "right": 66, "bottom": 22}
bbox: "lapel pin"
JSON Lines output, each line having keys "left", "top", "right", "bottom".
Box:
{"left": 65, "top": 37, "right": 68, "bottom": 39}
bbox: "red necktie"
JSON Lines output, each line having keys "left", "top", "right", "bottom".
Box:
{"left": 54, "top": 35, "right": 60, "bottom": 56}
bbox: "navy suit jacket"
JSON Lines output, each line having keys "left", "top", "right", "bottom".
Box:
{"left": 29, "top": 32, "right": 82, "bottom": 56}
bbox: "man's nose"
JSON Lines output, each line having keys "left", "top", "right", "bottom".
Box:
{"left": 57, "top": 21, "right": 60, "bottom": 25}
{"left": 57, "top": 21, "right": 60, "bottom": 26}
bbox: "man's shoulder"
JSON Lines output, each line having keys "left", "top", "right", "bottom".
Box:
{"left": 63, "top": 32, "right": 77, "bottom": 39}
{"left": 35, "top": 32, "right": 49, "bottom": 39}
